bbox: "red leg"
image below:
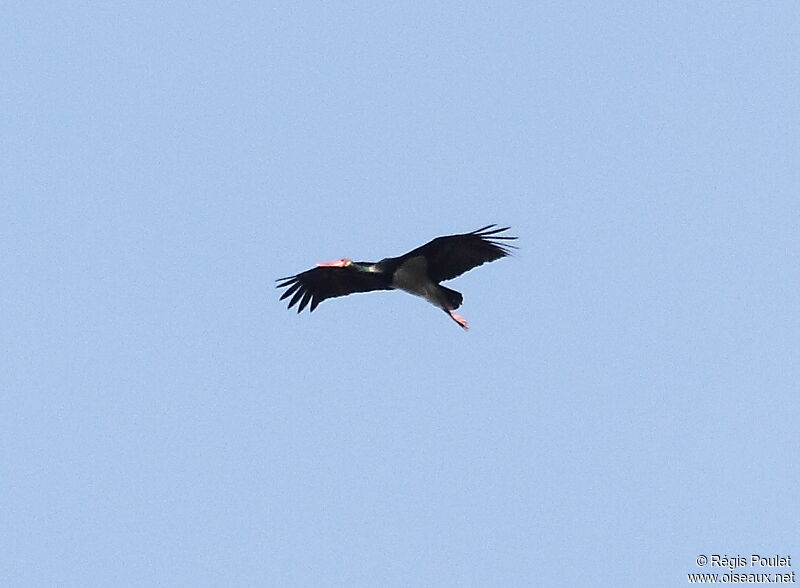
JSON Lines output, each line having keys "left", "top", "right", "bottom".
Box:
{"left": 447, "top": 310, "right": 469, "bottom": 330}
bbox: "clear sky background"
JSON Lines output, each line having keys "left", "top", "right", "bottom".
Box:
{"left": 3, "top": 3, "right": 799, "bottom": 587}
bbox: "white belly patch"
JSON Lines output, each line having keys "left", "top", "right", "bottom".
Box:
{"left": 391, "top": 256, "right": 441, "bottom": 307}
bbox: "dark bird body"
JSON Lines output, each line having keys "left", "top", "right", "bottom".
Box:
{"left": 276, "top": 225, "right": 517, "bottom": 329}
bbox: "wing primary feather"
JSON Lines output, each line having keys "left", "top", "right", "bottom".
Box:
{"left": 288, "top": 288, "right": 305, "bottom": 309}
{"left": 297, "top": 291, "right": 313, "bottom": 313}
{"left": 475, "top": 225, "right": 514, "bottom": 237}
{"left": 279, "top": 281, "right": 302, "bottom": 300}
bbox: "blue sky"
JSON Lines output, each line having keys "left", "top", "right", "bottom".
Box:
{"left": 3, "top": 2, "right": 799, "bottom": 586}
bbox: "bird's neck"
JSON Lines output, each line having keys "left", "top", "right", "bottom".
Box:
{"left": 352, "top": 261, "right": 381, "bottom": 273}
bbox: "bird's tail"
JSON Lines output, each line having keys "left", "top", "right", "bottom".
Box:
{"left": 438, "top": 285, "right": 463, "bottom": 310}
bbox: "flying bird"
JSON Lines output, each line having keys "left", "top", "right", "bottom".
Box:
{"left": 276, "top": 225, "right": 517, "bottom": 330}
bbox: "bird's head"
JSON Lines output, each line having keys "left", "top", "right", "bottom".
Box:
{"left": 315, "top": 258, "right": 352, "bottom": 268}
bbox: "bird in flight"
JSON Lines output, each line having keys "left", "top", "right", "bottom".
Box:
{"left": 276, "top": 225, "right": 517, "bottom": 330}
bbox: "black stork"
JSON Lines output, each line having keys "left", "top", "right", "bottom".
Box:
{"left": 276, "top": 225, "right": 517, "bottom": 330}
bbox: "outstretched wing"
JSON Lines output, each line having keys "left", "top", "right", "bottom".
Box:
{"left": 403, "top": 225, "right": 517, "bottom": 283}
{"left": 276, "top": 266, "right": 392, "bottom": 313}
